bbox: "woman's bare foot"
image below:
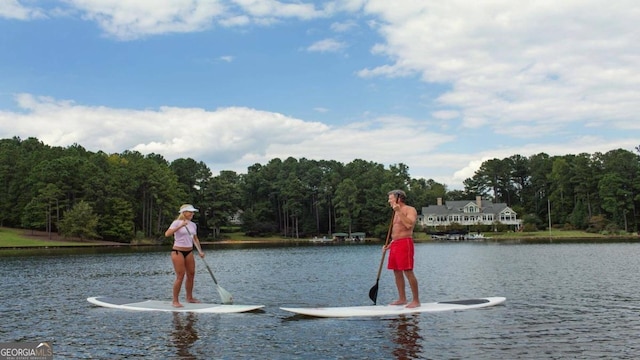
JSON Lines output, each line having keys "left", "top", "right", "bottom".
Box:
{"left": 186, "top": 298, "right": 201, "bottom": 304}
{"left": 405, "top": 301, "right": 420, "bottom": 308}
{"left": 389, "top": 299, "right": 407, "bottom": 306}
{"left": 172, "top": 302, "right": 184, "bottom": 308}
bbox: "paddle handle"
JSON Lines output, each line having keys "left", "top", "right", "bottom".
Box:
{"left": 184, "top": 226, "right": 217, "bottom": 283}
{"left": 201, "top": 258, "right": 219, "bottom": 284}
{"left": 375, "top": 210, "right": 395, "bottom": 281}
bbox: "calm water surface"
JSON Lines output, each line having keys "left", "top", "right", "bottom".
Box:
{"left": 1, "top": 242, "right": 639, "bottom": 359}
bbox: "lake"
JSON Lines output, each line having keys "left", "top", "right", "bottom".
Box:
{"left": 1, "top": 241, "right": 639, "bottom": 359}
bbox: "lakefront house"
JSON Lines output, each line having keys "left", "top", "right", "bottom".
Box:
{"left": 418, "top": 196, "right": 522, "bottom": 231}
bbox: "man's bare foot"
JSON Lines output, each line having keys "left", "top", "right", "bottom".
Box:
{"left": 172, "top": 302, "right": 184, "bottom": 308}
{"left": 405, "top": 301, "right": 420, "bottom": 309}
{"left": 187, "top": 298, "right": 201, "bottom": 304}
{"left": 389, "top": 300, "right": 407, "bottom": 306}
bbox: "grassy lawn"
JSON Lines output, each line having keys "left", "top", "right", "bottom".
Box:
{"left": 0, "top": 227, "right": 96, "bottom": 248}
{"left": 218, "top": 232, "right": 303, "bottom": 242}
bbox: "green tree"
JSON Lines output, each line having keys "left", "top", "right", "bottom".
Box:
{"left": 121, "top": 151, "right": 183, "bottom": 238}
{"left": 21, "top": 198, "right": 48, "bottom": 234}
{"left": 346, "top": 159, "right": 386, "bottom": 234}
{"left": 282, "top": 172, "right": 306, "bottom": 238}
{"left": 570, "top": 153, "right": 600, "bottom": 223}
{"left": 0, "top": 138, "right": 21, "bottom": 226}
{"left": 202, "top": 170, "right": 242, "bottom": 239}
{"left": 58, "top": 201, "right": 100, "bottom": 240}
{"left": 548, "top": 156, "right": 574, "bottom": 225}
{"left": 100, "top": 198, "right": 135, "bottom": 242}
{"left": 598, "top": 149, "right": 640, "bottom": 232}
{"left": 239, "top": 162, "right": 280, "bottom": 236}
{"left": 170, "top": 158, "right": 212, "bottom": 205}
{"left": 316, "top": 160, "right": 344, "bottom": 235}
{"left": 334, "top": 178, "right": 359, "bottom": 236}
{"left": 527, "top": 153, "right": 553, "bottom": 225}
{"left": 1, "top": 137, "right": 58, "bottom": 226}
{"left": 464, "top": 158, "right": 513, "bottom": 203}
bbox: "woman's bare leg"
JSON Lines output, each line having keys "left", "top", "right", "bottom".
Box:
{"left": 171, "top": 251, "right": 186, "bottom": 307}
{"left": 184, "top": 253, "right": 200, "bottom": 303}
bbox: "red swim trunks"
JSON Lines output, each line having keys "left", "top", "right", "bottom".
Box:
{"left": 387, "top": 238, "right": 414, "bottom": 271}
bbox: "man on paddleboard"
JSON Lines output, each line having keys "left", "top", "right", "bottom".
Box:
{"left": 384, "top": 190, "right": 420, "bottom": 308}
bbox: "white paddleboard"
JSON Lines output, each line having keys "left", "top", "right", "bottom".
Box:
{"left": 280, "top": 297, "right": 506, "bottom": 318}
{"left": 87, "top": 296, "right": 264, "bottom": 313}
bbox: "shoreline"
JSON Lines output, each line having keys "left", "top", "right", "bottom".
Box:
{"left": 2, "top": 228, "right": 639, "bottom": 250}
{"left": 3, "top": 236, "right": 640, "bottom": 250}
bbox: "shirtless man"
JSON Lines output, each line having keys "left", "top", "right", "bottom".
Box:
{"left": 384, "top": 190, "right": 420, "bottom": 308}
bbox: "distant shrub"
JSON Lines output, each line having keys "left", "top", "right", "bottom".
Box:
{"left": 588, "top": 215, "right": 608, "bottom": 232}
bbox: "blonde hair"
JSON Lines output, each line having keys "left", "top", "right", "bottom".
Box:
{"left": 176, "top": 204, "right": 196, "bottom": 220}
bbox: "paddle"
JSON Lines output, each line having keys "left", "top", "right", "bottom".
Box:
{"left": 368, "top": 207, "right": 395, "bottom": 305}
{"left": 200, "top": 257, "right": 234, "bottom": 305}
{"left": 185, "top": 227, "right": 234, "bottom": 304}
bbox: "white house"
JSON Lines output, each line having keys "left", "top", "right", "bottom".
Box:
{"left": 418, "top": 196, "right": 522, "bottom": 230}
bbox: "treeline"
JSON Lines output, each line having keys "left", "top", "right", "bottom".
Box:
{"left": 1, "top": 137, "right": 638, "bottom": 242}
{"left": 463, "top": 148, "right": 640, "bottom": 233}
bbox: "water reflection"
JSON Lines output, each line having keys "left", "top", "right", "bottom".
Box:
{"left": 171, "top": 312, "right": 199, "bottom": 359}
{"left": 389, "top": 315, "right": 424, "bottom": 360}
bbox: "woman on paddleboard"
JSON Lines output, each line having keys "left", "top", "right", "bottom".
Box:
{"left": 384, "top": 190, "right": 421, "bottom": 308}
{"left": 165, "top": 204, "right": 205, "bottom": 308}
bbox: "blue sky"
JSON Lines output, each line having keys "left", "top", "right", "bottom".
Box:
{"left": 1, "top": 0, "right": 639, "bottom": 190}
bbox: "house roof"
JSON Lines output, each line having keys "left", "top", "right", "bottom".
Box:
{"left": 422, "top": 200, "right": 513, "bottom": 216}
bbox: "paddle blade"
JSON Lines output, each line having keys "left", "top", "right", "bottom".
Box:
{"left": 201, "top": 257, "right": 233, "bottom": 304}
{"left": 217, "top": 285, "right": 234, "bottom": 305}
{"left": 369, "top": 283, "right": 379, "bottom": 305}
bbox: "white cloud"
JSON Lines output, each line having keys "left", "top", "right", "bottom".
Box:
{"left": 218, "top": 14, "right": 250, "bottom": 27}
{"left": 431, "top": 110, "right": 459, "bottom": 121}
{"left": 359, "top": 0, "right": 640, "bottom": 133}
{"left": 357, "top": 63, "right": 415, "bottom": 78}
{"left": 0, "top": 94, "right": 454, "bottom": 179}
{"left": 55, "top": 0, "right": 330, "bottom": 39}
{"left": 330, "top": 20, "right": 357, "bottom": 33}
{"left": 232, "top": 0, "right": 325, "bottom": 20}
{"left": 65, "top": 0, "right": 226, "bottom": 40}
{"left": 307, "top": 38, "right": 347, "bottom": 53}
{"left": 0, "top": 0, "right": 46, "bottom": 19}
{"left": 1, "top": 94, "right": 329, "bottom": 165}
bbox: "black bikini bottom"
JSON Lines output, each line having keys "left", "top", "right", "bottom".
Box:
{"left": 172, "top": 249, "right": 193, "bottom": 257}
